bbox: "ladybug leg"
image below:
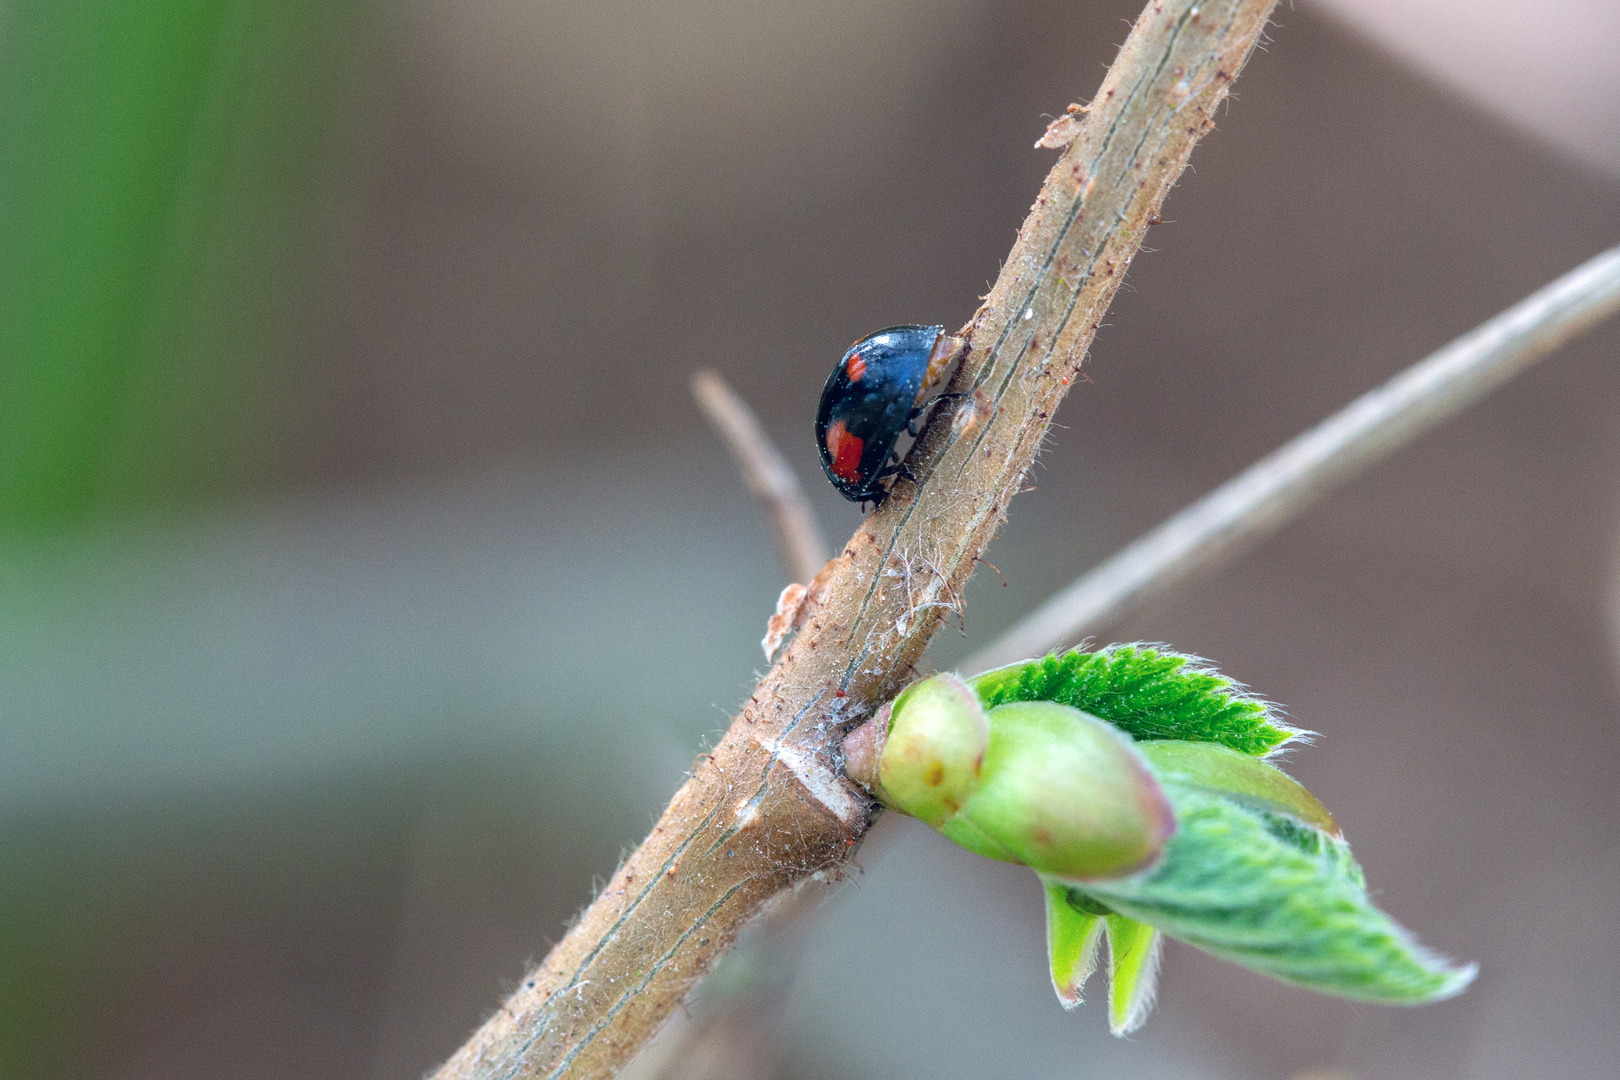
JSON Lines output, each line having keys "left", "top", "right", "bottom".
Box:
{"left": 876, "top": 461, "right": 920, "bottom": 485}
{"left": 905, "top": 393, "right": 973, "bottom": 436}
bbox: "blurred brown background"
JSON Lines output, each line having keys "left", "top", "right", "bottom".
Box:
{"left": 2, "top": 1, "right": 1617, "bottom": 1078}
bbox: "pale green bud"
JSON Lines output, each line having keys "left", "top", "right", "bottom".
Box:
{"left": 877, "top": 673, "right": 989, "bottom": 828}
{"left": 943, "top": 701, "right": 1175, "bottom": 881}
{"left": 845, "top": 681, "right": 1177, "bottom": 882}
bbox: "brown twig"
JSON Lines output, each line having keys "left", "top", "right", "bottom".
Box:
{"left": 636, "top": 379, "right": 832, "bottom": 1079}
{"left": 964, "top": 242, "right": 1620, "bottom": 672}
{"left": 616, "top": 881, "right": 830, "bottom": 1080}
{"left": 691, "top": 370, "right": 831, "bottom": 585}
{"left": 431, "top": 3, "right": 1279, "bottom": 1076}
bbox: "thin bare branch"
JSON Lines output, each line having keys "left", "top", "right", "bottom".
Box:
{"left": 966, "top": 243, "right": 1620, "bottom": 673}
{"left": 692, "top": 370, "right": 831, "bottom": 585}
{"left": 432, "top": 4, "right": 1278, "bottom": 1077}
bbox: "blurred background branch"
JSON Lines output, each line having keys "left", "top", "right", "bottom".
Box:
{"left": 967, "top": 243, "right": 1620, "bottom": 671}
{"left": 691, "top": 370, "right": 830, "bottom": 586}
{"left": 605, "top": 379, "right": 834, "bottom": 1080}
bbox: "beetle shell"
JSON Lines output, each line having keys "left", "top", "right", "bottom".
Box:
{"left": 814, "top": 324, "right": 958, "bottom": 503}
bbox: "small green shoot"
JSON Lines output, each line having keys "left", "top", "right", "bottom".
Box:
{"left": 842, "top": 650, "right": 1475, "bottom": 1034}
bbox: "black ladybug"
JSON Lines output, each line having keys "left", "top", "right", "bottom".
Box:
{"left": 815, "top": 325, "right": 964, "bottom": 504}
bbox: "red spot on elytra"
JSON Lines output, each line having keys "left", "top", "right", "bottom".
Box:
{"left": 824, "top": 420, "right": 865, "bottom": 482}
{"left": 846, "top": 354, "right": 866, "bottom": 381}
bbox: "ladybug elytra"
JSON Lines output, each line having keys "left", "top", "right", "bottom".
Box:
{"left": 815, "top": 324, "right": 964, "bottom": 504}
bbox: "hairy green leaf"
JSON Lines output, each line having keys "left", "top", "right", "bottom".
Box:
{"left": 1039, "top": 880, "right": 1164, "bottom": 1033}
{"left": 968, "top": 646, "right": 1300, "bottom": 757}
{"left": 1043, "top": 879, "right": 1104, "bottom": 1010}
{"left": 1104, "top": 914, "right": 1161, "bottom": 1035}
{"left": 1137, "top": 739, "right": 1339, "bottom": 834}
{"left": 1075, "top": 784, "right": 1475, "bottom": 1005}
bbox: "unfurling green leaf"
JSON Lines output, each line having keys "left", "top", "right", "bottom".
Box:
{"left": 1104, "top": 914, "right": 1161, "bottom": 1035}
{"left": 968, "top": 646, "right": 1301, "bottom": 757}
{"left": 1136, "top": 739, "right": 1339, "bottom": 834}
{"left": 1073, "top": 782, "right": 1476, "bottom": 1005}
{"left": 1040, "top": 882, "right": 1162, "bottom": 1035}
{"left": 1043, "top": 879, "right": 1104, "bottom": 1009}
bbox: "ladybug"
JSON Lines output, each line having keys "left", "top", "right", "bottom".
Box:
{"left": 815, "top": 324, "right": 964, "bottom": 504}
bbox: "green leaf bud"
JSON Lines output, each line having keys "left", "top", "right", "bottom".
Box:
{"left": 877, "top": 673, "right": 989, "bottom": 828}
{"left": 854, "top": 651, "right": 1474, "bottom": 1033}
{"left": 942, "top": 701, "right": 1176, "bottom": 882}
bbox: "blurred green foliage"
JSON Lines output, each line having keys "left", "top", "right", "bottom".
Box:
{"left": 1, "top": 2, "right": 369, "bottom": 1071}
{"left": 0, "top": 0, "right": 366, "bottom": 530}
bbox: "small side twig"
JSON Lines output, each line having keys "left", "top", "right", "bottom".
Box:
{"left": 692, "top": 370, "right": 830, "bottom": 585}
{"left": 966, "top": 243, "right": 1620, "bottom": 672}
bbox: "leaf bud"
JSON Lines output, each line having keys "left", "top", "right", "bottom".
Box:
{"left": 876, "top": 673, "right": 990, "bottom": 828}
{"left": 942, "top": 701, "right": 1176, "bottom": 881}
